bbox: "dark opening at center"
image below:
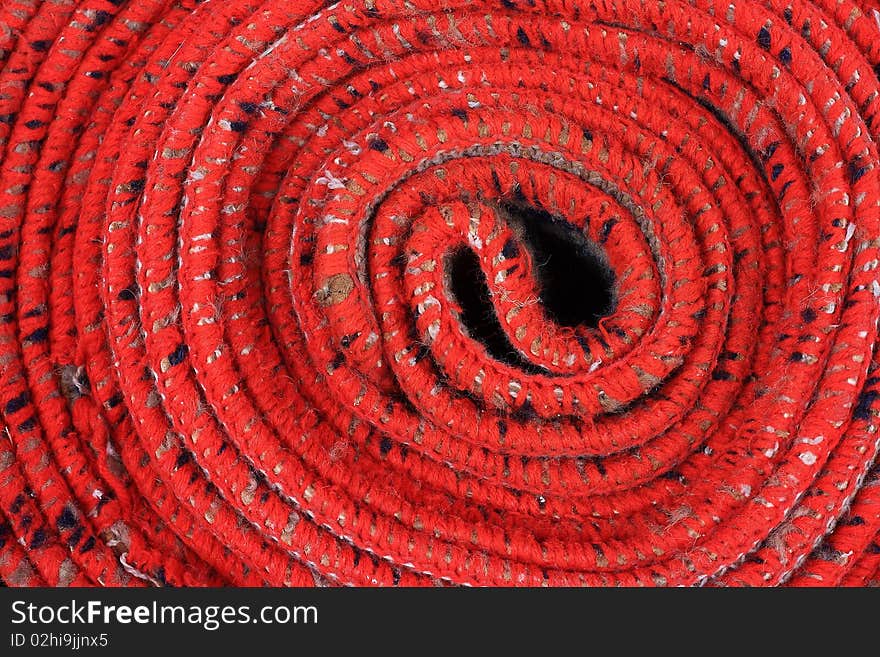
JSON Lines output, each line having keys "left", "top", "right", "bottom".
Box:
{"left": 446, "top": 204, "right": 616, "bottom": 368}
{"left": 506, "top": 204, "right": 617, "bottom": 327}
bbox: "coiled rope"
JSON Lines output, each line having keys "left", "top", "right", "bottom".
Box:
{"left": 1, "top": 0, "right": 879, "bottom": 587}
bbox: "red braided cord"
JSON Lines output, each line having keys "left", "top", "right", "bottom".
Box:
{"left": 1, "top": 0, "right": 879, "bottom": 587}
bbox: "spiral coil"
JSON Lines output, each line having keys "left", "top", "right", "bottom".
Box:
{"left": 1, "top": 0, "right": 879, "bottom": 586}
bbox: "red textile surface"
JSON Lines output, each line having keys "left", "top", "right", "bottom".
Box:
{"left": 0, "top": 0, "right": 879, "bottom": 586}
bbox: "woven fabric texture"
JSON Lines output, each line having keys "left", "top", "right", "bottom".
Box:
{"left": 1, "top": 0, "right": 880, "bottom": 587}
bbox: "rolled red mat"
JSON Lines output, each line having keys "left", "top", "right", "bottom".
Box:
{"left": 0, "top": 0, "right": 879, "bottom": 587}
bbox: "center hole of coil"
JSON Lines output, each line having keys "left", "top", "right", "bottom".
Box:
{"left": 445, "top": 204, "right": 617, "bottom": 368}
